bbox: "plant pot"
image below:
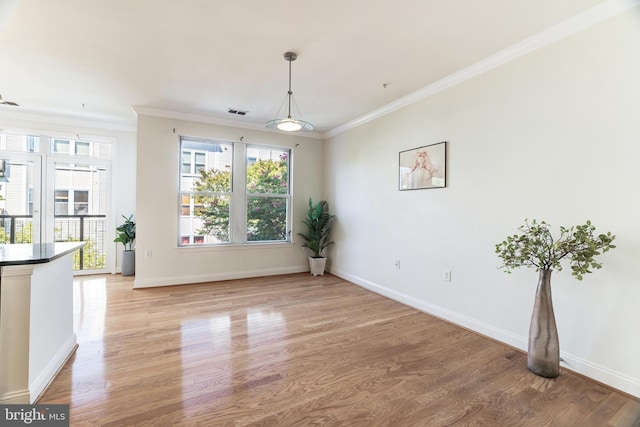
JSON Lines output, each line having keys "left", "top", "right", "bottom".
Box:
{"left": 121, "top": 250, "right": 135, "bottom": 276}
{"left": 528, "top": 269, "right": 560, "bottom": 378}
{"left": 308, "top": 257, "right": 327, "bottom": 276}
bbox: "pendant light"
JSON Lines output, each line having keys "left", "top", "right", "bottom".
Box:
{"left": 266, "top": 52, "right": 314, "bottom": 132}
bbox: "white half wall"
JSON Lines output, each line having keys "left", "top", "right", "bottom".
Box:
{"left": 324, "top": 7, "right": 640, "bottom": 397}
{"left": 134, "top": 114, "right": 323, "bottom": 287}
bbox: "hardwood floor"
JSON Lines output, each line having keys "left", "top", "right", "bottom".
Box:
{"left": 39, "top": 273, "right": 640, "bottom": 426}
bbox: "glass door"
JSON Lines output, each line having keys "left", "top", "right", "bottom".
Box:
{"left": 0, "top": 145, "right": 42, "bottom": 245}
{"left": 47, "top": 138, "right": 111, "bottom": 274}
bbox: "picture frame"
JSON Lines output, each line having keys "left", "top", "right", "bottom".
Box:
{"left": 399, "top": 141, "right": 446, "bottom": 190}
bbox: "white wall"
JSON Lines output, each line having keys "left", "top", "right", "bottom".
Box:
{"left": 134, "top": 114, "right": 323, "bottom": 287}
{"left": 325, "top": 7, "right": 640, "bottom": 397}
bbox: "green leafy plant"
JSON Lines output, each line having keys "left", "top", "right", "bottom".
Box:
{"left": 298, "top": 198, "right": 335, "bottom": 258}
{"left": 114, "top": 214, "right": 136, "bottom": 251}
{"left": 495, "top": 219, "right": 616, "bottom": 280}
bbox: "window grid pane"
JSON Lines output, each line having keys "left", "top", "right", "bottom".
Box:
{"left": 179, "top": 137, "right": 233, "bottom": 246}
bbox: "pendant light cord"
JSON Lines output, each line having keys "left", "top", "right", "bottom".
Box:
{"left": 287, "top": 57, "right": 293, "bottom": 119}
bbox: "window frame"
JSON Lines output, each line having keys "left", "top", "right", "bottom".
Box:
{"left": 178, "top": 137, "right": 292, "bottom": 247}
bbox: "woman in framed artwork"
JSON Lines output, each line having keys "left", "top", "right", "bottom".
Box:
{"left": 410, "top": 150, "right": 437, "bottom": 188}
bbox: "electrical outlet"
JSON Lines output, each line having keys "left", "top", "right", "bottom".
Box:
{"left": 394, "top": 260, "right": 401, "bottom": 269}
{"left": 145, "top": 250, "right": 152, "bottom": 258}
{"left": 443, "top": 270, "right": 452, "bottom": 282}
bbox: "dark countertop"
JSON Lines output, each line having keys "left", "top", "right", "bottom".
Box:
{"left": 0, "top": 242, "right": 86, "bottom": 266}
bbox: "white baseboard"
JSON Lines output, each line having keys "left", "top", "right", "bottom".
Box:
{"left": 0, "top": 389, "right": 31, "bottom": 405}
{"left": 133, "top": 266, "right": 308, "bottom": 288}
{"left": 330, "top": 268, "right": 640, "bottom": 398}
{"left": 30, "top": 334, "right": 78, "bottom": 403}
{"left": 0, "top": 335, "right": 77, "bottom": 405}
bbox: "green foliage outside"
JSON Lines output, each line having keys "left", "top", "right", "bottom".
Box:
{"left": 193, "top": 168, "right": 231, "bottom": 242}
{"left": 0, "top": 221, "right": 33, "bottom": 244}
{"left": 71, "top": 239, "right": 106, "bottom": 270}
{"left": 0, "top": 221, "right": 106, "bottom": 269}
{"left": 246, "top": 157, "right": 288, "bottom": 241}
{"left": 495, "top": 219, "right": 616, "bottom": 280}
{"left": 194, "top": 155, "right": 289, "bottom": 242}
{"left": 0, "top": 226, "right": 11, "bottom": 243}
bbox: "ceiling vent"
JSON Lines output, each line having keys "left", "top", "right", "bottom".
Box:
{"left": 228, "top": 108, "right": 248, "bottom": 116}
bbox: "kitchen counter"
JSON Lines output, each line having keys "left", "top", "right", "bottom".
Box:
{"left": 0, "top": 242, "right": 84, "bottom": 266}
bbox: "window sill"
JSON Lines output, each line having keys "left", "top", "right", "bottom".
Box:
{"left": 176, "top": 241, "right": 294, "bottom": 253}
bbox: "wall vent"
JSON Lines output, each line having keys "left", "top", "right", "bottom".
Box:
{"left": 228, "top": 108, "right": 248, "bottom": 116}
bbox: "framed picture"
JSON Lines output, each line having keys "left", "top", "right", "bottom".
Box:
{"left": 399, "top": 141, "right": 446, "bottom": 190}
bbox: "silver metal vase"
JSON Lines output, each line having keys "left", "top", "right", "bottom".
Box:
{"left": 527, "top": 269, "right": 560, "bottom": 378}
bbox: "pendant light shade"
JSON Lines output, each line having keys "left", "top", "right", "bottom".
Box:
{"left": 266, "top": 52, "right": 314, "bottom": 132}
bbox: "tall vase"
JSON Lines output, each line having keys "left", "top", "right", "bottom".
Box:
{"left": 527, "top": 269, "right": 560, "bottom": 378}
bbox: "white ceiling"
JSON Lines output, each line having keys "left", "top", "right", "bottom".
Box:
{"left": 0, "top": 0, "right": 608, "bottom": 135}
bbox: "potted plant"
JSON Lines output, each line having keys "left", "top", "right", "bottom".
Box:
{"left": 495, "top": 219, "right": 615, "bottom": 378}
{"left": 114, "top": 214, "right": 136, "bottom": 276}
{"left": 298, "top": 198, "right": 335, "bottom": 276}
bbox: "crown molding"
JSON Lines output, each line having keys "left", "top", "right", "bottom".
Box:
{"left": 324, "top": 0, "right": 640, "bottom": 139}
{"left": 132, "top": 106, "right": 324, "bottom": 140}
{"left": 0, "top": 107, "right": 137, "bottom": 133}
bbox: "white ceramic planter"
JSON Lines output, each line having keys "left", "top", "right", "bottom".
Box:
{"left": 308, "top": 257, "right": 327, "bottom": 276}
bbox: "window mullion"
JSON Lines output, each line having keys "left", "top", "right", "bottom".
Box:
{"left": 231, "top": 142, "right": 246, "bottom": 244}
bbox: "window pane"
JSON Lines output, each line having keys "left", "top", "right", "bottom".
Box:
{"left": 194, "top": 152, "right": 206, "bottom": 173}
{"left": 74, "top": 190, "right": 89, "bottom": 203}
{"left": 195, "top": 194, "right": 230, "bottom": 243}
{"left": 246, "top": 148, "right": 289, "bottom": 194}
{"left": 180, "top": 141, "right": 232, "bottom": 192}
{"left": 246, "top": 196, "right": 287, "bottom": 242}
{"left": 55, "top": 190, "right": 69, "bottom": 215}
{"left": 53, "top": 140, "right": 70, "bottom": 154}
{"left": 75, "top": 141, "right": 90, "bottom": 156}
{"left": 74, "top": 190, "right": 89, "bottom": 215}
{"left": 180, "top": 194, "right": 191, "bottom": 215}
{"left": 181, "top": 151, "right": 191, "bottom": 174}
{"left": 0, "top": 133, "right": 41, "bottom": 152}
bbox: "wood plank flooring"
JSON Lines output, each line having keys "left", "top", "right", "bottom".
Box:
{"left": 39, "top": 273, "right": 640, "bottom": 426}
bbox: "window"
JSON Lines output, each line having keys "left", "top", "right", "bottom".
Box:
{"left": 0, "top": 134, "right": 41, "bottom": 152}
{"left": 74, "top": 190, "right": 89, "bottom": 215}
{"left": 55, "top": 190, "right": 69, "bottom": 215}
{"left": 54, "top": 189, "right": 90, "bottom": 215}
{"left": 75, "top": 141, "right": 90, "bottom": 156}
{"left": 53, "top": 139, "right": 70, "bottom": 155}
{"left": 246, "top": 146, "right": 290, "bottom": 242}
{"left": 181, "top": 150, "right": 207, "bottom": 175}
{"left": 178, "top": 137, "right": 291, "bottom": 246}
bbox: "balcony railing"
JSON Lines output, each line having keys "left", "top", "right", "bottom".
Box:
{"left": 0, "top": 214, "right": 107, "bottom": 271}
